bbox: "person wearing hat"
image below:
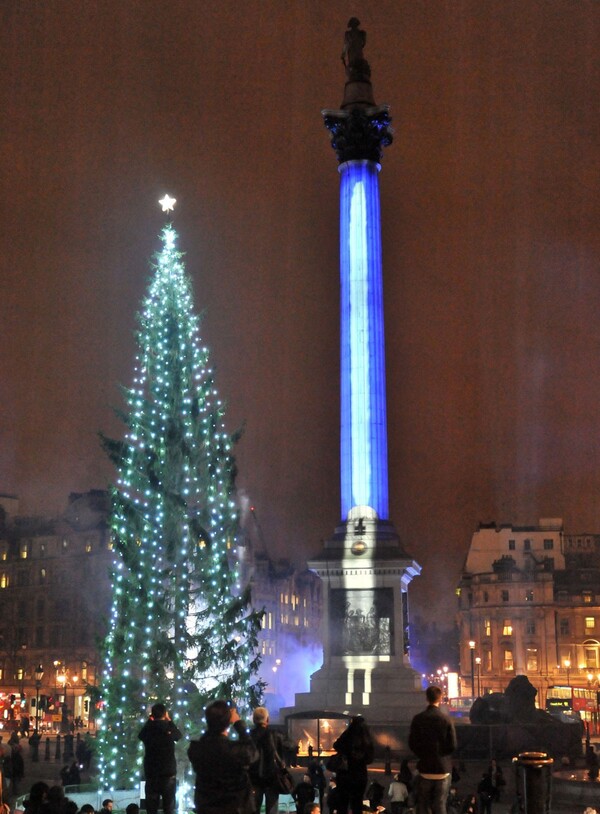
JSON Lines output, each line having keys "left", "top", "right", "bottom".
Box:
{"left": 249, "top": 707, "right": 285, "bottom": 814}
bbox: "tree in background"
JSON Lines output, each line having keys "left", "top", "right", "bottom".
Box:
{"left": 96, "top": 209, "right": 262, "bottom": 790}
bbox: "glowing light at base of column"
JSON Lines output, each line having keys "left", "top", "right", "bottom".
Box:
{"left": 339, "top": 159, "right": 389, "bottom": 520}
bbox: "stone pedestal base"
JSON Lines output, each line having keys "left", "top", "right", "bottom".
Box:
{"left": 291, "top": 659, "right": 423, "bottom": 726}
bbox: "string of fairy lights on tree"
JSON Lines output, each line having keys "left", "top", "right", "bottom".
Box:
{"left": 96, "top": 196, "right": 263, "bottom": 792}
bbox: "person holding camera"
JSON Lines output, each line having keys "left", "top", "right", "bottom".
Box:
{"left": 188, "top": 701, "right": 257, "bottom": 814}
{"left": 138, "top": 703, "right": 182, "bottom": 814}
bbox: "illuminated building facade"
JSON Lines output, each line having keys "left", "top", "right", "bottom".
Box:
{"left": 290, "top": 21, "right": 422, "bottom": 728}
{"left": 245, "top": 552, "right": 322, "bottom": 710}
{"left": 458, "top": 518, "right": 600, "bottom": 711}
{"left": 0, "top": 490, "right": 111, "bottom": 729}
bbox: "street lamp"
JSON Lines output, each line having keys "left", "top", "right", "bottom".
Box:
{"left": 469, "top": 641, "right": 476, "bottom": 697}
{"left": 564, "top": 658, "right": 571, "bottom": 687}
{"left": 34, "top": 664, "right": 44, "bottom": 732}
{"left": 72, "top": 674, "right": 78, "bottom": 723}
{"left": 57, "top": 670, "right": 67, "bottom": 731}
{"left": 475, "top": 656, "right": 482, "bottom": 697}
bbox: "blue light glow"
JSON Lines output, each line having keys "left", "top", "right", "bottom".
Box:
{"left": 339, "top": 160, "right": 389, "bottom": 519}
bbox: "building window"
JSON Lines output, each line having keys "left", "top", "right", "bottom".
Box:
{"left": 85, "top": 540, "right": 93, "bottom": 553}
{"left": 544, "top": 539, "right": 554, "bottom": 550}
{"left": 484, "top": 618, "right": 491, "bottom": 637}
{"left": 585, "top": 646, "right": 599, "bottom": 669}
{"left": 559, "top": 618, "right": 570, "bottom": 636}
{"left": 19, "top": 542, "right": 29, "bottom": 559}
{"left": 503, "top": 620, "right": 513, "bottom": 636}
{"left": 524, "top": 539, "right": 531, "bottom": 551}
{"left": 485, "top": 650, "right": 493, "bottom": 671}
{"left": 526, "top": 648, "right": 539, "bottom": 671}
{"left": 61, "top": 538, "right": 69, "bottom": 553}
{"left": 526, "top": 619, "right": 536, "bottom": 635}
{"left": 16, "top": 668, "right": 24, "bottom": 681}
{"left": 35, "top": 627, "right": 44, "bottom": 647}
{"left": 36, "top": 599, "right": 45, "bottom": 617}
{"left": 39, "top": 543, "right": 46, "bottom": 557}
{"left": 526, "top": 590, "right": 534, "bottom": 602}
{"left": 39, "top": 569, "right": 46, "bottom": 584}
{"left": 483, "top": 591, "right": 489, "bottom": 603}
{"left": 16, "top": 571, "right": 28, "bottom": 587}
{"left": 0, "top": 547, "right": 7, "bottom": 561}
{"left": 583, "top": 592, "right": 593, "bottom": 604}
{"left": 501, "top": 590, "right": 509, "bottom": 602}
{"left": 508, "top": 540, "right": 516, "bottom": 551}
{"left": 503, "top": 650, "right": 514, "bottom": 671}
{"left": 0, "top": 574, "right": 8, "bottom": 589}
{"left": 586, "top": 617, "right": 596, "bottom": 631}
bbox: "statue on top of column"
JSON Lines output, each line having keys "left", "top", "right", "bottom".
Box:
{"left": 341, "top": 18, "right": 371, "bottom": 82}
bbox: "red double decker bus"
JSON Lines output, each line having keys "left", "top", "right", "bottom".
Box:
{"left": 546, "top": 685, "right": 598, "bottom": 731}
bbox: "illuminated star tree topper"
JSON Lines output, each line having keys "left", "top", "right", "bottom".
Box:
{"left": 159, "top": 193, "right": 177, "bottom": 213}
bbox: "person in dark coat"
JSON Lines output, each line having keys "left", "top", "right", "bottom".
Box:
{"left": 477, "top": 773, "right": 494, "bottom": 814}
{"left": 408, "top": 686, "right": 457, "bottom": 814}
{"left": 23, "top": 782, "right": 50, "bottom": 814}
{"left": 294, "top": 775, "right": 316, "bottom": 814}
{"left": 308, "top": 759, "right": 326, "bottom": 809}
{"left": 249, "top": 706, "right": 285, "bottom": 814}
{"left": 138, "top": 703, "right": 182, "bottom": 814}
{"left": 486, "top": 760, "right": 505, "bottom": 802}
{"left": 11, "top": 742, "right": 25, "bottom": 796}
{"left": 60, "top": 761, "right": 81, "bottom": 788}
{"left": 188, "top": 700, "right": 257, "bottom": 814}
{"left": 398, "top": 759, "right": 413, "bottom": 794}
{"left": 325, "top": 779, "right": 340, "bottom": 814}
{"left": 332, "top": 715, "right": 374, "bottom": 814}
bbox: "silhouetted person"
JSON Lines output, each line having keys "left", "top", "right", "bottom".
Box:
{"left": 409, "top": 686, "right": 457, "bottom": 814}
{"left": 188, "top": 700, "right": 257, "bottom": 814}
{"left": 332, "top": 716, "right": 374, "bottom": 814}
{"left": 138, "top": 703, "right": 182, "bottom": 814}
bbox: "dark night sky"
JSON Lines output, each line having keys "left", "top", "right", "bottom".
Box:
{"left": 1, "top": 2, "right": 599, "bottom": 621}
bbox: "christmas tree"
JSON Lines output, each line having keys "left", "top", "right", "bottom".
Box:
{"left": 97, "top": 197, "right": 263, "bottom": 791}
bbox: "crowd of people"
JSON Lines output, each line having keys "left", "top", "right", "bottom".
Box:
{"left": 4, "top": 688, "right": 518, "bottom": 814}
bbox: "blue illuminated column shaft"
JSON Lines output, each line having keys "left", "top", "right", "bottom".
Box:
{"left": 339, "top": 159, "right": 389, "bottom": 521}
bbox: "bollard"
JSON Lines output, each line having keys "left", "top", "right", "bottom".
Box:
{"left": 45, "top": 737, "right": 50, "bottom": 761}
{"left": 55, "top": 733, "right": 61, "bottom": 760}
{"left": 513, "top": 751, "right": 553, "bottom": 814}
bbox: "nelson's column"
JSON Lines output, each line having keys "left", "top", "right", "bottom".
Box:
{"left": 292, "top": 20, "right": 423, "bottom": 727}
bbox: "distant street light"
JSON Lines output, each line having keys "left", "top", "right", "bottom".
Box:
{"left": 475, "top": 656, "right": 482, "bottom": 697}
{"left": 34, "top": 664, "right": 44, "bottom": 732}
{"left": 469, "top": 641, "right": 476, "bottom": 697}
{"left": 564, "top": 658, "right": 571, "bottom": 687}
